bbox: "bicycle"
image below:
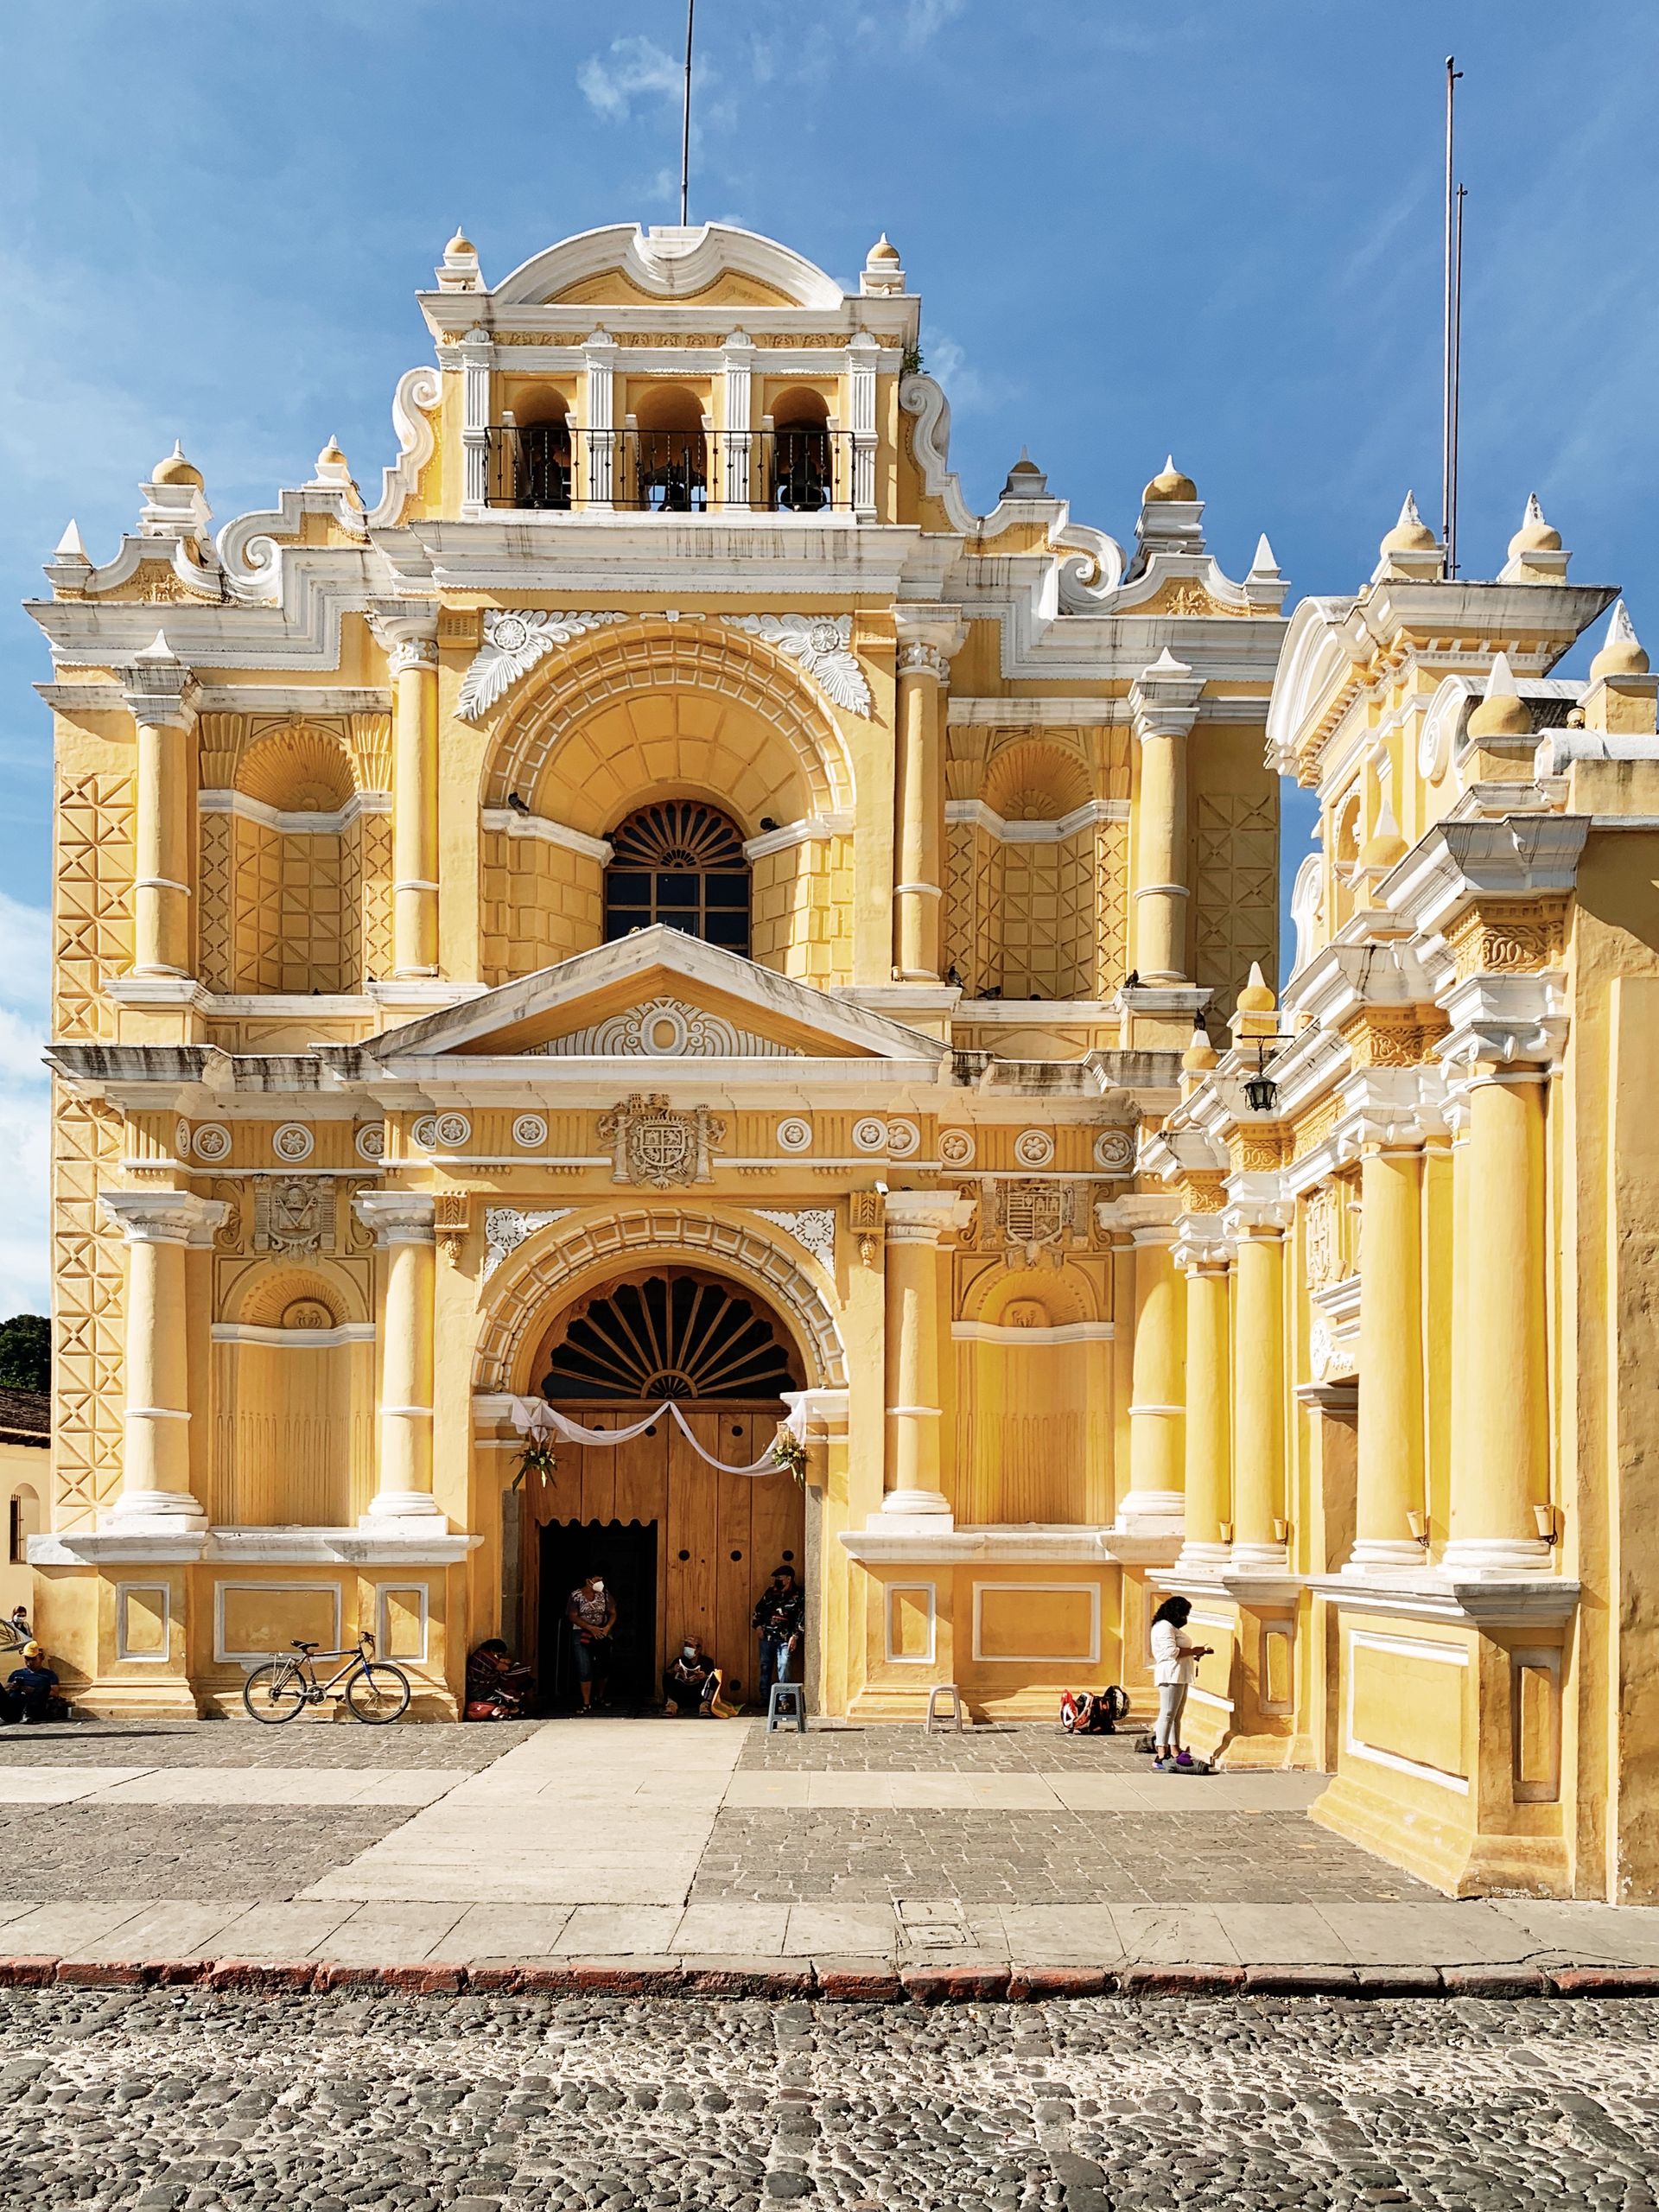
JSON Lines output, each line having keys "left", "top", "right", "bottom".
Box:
{"left": 242, "top": 1631, "right": 410, "bottom": 1726}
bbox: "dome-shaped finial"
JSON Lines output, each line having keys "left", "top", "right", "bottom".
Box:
{"left": 152, "top": 439, "right": 203, "bottom": 489}
{"left": 1143, "top": 454, "right": 1198, "bottom": 504}
{"left": 1590, "top": 599, "right": 1650, "bottom": 681}
{"left": 1509, "top": 492, "right": 1562, "bottom": 560}
{"left": 1236, "top": 960, "right": 1276, "bottom": 1014}
{"left": 1466, "top": 650, "right": 1533, "bottom": 740}
{"left": 868, "top": 232, "right": 900, "bottom": 264}
{"left": 1182, "top": 1017, "right": 1218, "bottom": 1074}
{"left": 446, "top": 226, "right": 476, "bottom": 257}
{"left": 1360, "top": 798, "right": 1408, "bottom": 873}
{"left": 1380, "top": 489, "right": 1436, "bottom": 556}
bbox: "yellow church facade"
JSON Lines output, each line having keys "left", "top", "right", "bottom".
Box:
{"left": 23, "top": 220, "right": 1655, "bottom": 1904}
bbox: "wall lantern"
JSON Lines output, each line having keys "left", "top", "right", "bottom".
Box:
{"left": 1243, "top": 1039, "right": 1280, "bottom": 1116}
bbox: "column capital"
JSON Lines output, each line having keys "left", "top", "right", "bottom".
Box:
{"left": 1436, "top": 970, "right": 1565, "bottom": 1086}
{"left": 99, "top": 1190, "right": 226, "bottom": 1244}
{"left": 881, "top": 1189, "right": 975, "bottom": 1243}
{"left": 893, "top": 602, "right": 967, "bottom": 673}
{"left": 123, "top": 631, "right": 195, "bottom": 730}
{"left": 1224, "top": 1195, "right": 1292, "bottom": 1239}
{"left": 1128, "top": 647, "right": 1203, "bottom": 741}
{"left": 369, "top": 606, "right": 441, "bottom": 675}
{"left": 1173, "top": 1224, "right": 1233, "bottom": 1274}
{"left": 353, "top": 1192, "right": 436, "bottom": 1245}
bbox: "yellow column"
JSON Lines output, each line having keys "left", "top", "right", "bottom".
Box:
{"left": 1446, "top": 1070, "right": 1552, "bottom": 1571}
{"left": 1230, "top": 1211, "right": 1288, "bottom": 1568}
{"left": 374, "top": 613, "right": 441, "bottom": 978}
{"left": 1348, "top": 1131, "right": 1427, "bottom": 1570}
{"left": 1122, "top": 1225, "right": 1185, "bottom": 1531}
{"left": 1128, "top": 650, "right": 1202, "bottom": 986}
{"left": 891, "top": 609, "right": 963, "bottom": 982}
{"left": 123, "top": 633, "right": 194, "bottom": 978}
{"left": 878, "top": 1191, "right": 970, "bottom": 1521}
{"left": 1176, "top": 1236, "right": 1232, "bottom": 1569}
{"left": 354, "top": 1193, "right": 442, "bottom": 1522}
{"left": 99, "top": 1192, "right": 225, "bottom": 1527}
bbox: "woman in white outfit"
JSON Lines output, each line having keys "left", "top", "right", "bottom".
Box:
{"left": 1148, "top": 1595, "right": 1211, "bottom": 1772}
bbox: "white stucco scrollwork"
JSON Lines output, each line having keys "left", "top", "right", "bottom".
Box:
{"left": 719, "top": 614, "right": 871, "bottom": 718}
{"left": 458, "top": 610, "right": 630, "bottom": 721}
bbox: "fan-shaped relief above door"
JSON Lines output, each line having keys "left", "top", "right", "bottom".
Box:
{"left": 536, "top": 1269, "right": 804, "bottom": 1403}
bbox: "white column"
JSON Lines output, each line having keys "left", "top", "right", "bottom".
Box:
{"left": 461, "top": 326, "right": 492, "bottom": 514}
{"left": 1128, "top": 651, "right": 1203, "bottom": 986}
{"left": 372, "top": 611, "right": 442, "bottom": 980}
{"left": 353, "top": 1192, "right": 443, "bottom": 1523}
{"left": 99, "top": 1191, "right": 226, "bottom": 1530}
{"left": 722, "top": 331, "right": 753, "bottom": 506}
{"left": 123, "top": 634, "right": 195, "bottom": 980}
{"left": 848, "top": 331, "right": 879, "bottom": 521}
{"left": 584, "top": 333, "right": 616, "bottom": 508}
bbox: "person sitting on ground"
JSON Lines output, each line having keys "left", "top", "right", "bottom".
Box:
{"left": 1149, "top": 1595, "right": 1212, "bottom": 1772}
{"left": 566, "top": 1573, "right": 617, "bottom": 1713}
{"left": 662, "top": 1634, "right": 722, "bottom": 1718}
{"left": 465, "top": 1637, "right": 534, "bottom": 1721}
{"left": 753, "top": 1563, "right": 804, "bottom": 1697}
{"left": 2, "top": 1642, "right": 62, "bottom": 1726}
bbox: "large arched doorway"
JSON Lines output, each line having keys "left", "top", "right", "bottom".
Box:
{"left": 519, "top": 1268, "right": 806, "bottom": 1711}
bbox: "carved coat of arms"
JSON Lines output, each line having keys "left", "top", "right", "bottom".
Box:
{"left": 253, "top": 1175, "right": 334, "bottom": 1254}
{"left": 986, "top": 1178, "right": 1086, "bottom": 1268}
{"left": 597, "top": 1093, "right": 727, "bottom": 1190}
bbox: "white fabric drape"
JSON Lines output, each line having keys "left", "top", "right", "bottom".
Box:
{"left": 508, "top": 1392, "right": 806, "bottom": 1478}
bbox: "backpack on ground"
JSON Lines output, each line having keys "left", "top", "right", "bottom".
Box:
{"left": 1059, "top": 1686, "right": 1129, "bottom": 1734}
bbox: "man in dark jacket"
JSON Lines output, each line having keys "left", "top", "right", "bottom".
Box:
{"left": 753, "top": 1565, "right": 804, "bottom": 1697}
{"left": 2, "top": 1643, "right": 61, "bottom": 1725}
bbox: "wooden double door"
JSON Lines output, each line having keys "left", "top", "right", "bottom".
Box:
{"left": 522, "top": 1402, "right": 804, "bottom": 1709}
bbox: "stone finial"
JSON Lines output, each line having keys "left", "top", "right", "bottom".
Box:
{"left": 1248, "top": 533, "right": 1281, "bottom": 578}
{"left": 435, "top": 226, "right": 482, "bottom": 292}
{"left": 309, "top": 435, "right": 357, "bottom": 496}
{"left": 1182, "top": 1018, "right": 1218, "bottom": 1073}
{"left": 151, "top": 439, "right": 203, "bottom": 489}
{"left": 1143, "top": 454, "right": 1198, "bottom": 504}
{"left": 54, "top": 519, "right": 90, "bottom": 563}
{"left": 998, "top": 448, "right": 1049, "bottom": 501}
{"left": 1510, "top": 492, "right": 1561, "bottom": 557}
{"left": 1236, "top": 960, "right": 1276, "bottom": 1015}
{"left": 861, "top": 233, "right": 905, "bottom": 295}
{"left": 1466, "top": 651, "right": 1533, "bottom": 741}
{"left": 1500, "top": 491, "right": 1570, "bottom": 582}
{"left": 1360, "top": 797, "right": 1408, "bottom": 872}
{"left": 1590, "top": 599, "right": 1650, "bottom": 680}
{"left": 1380, "top": 489, "right": 1436, "bottom": 556}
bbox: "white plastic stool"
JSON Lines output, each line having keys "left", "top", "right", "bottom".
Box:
{"left": 766, "top": 1681, "right": 807, "bottom": 1732}
{"left": 925, "top": 1683, "right": 967, "bottom": 1732}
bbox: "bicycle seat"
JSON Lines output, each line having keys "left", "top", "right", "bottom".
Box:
{"left": 290, "top": 1639, "right": 321, "bottom": 1652}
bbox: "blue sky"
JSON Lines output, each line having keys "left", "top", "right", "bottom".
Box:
{"left": 1, "top": 0, "right": 1655, "bottom": 1313}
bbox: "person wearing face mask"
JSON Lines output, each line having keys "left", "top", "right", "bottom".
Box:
{"left": 565, "top": 1573, "right": 617, "bottom": 1713}
{"left": 662, "top": 1633, "right": 722, "bottom": 1718}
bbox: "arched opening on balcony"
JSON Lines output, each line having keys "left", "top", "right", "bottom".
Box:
{"left": 500, "top": 386, "right": 573, "bottom": 511}
{"left": 769, "top": 386, "right": 834, "bottom": 512}
{"left": 631, "top": 385, "right": 708, "bottom": 512}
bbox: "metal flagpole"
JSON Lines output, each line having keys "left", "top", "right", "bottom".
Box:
{"left": 1451, "top": 181, "right": 1466, "bottom": 582}
{"left": 1441, "top": 54, "right": 1463, "bottom": 575}
{"left": 680, "top": 0, "right": 696, "bottom": 226}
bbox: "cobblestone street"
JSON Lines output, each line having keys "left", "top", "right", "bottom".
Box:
{"left": 5, "top": 1985, "right": 1659, "bottom": 2211}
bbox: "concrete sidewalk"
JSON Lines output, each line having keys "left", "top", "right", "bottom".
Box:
{"left": 3, "top": 1717, "right": 1657, "bottom": 1994}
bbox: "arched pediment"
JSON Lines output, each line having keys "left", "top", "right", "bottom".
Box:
{"left": 1265, "top": 595, "right": 1364, "bottom": 775}
{"left": 492, "top": 224, "right": 847, "bottom": 314}
{"left": 481, "top": 618, "right": 855, "bottom": 824}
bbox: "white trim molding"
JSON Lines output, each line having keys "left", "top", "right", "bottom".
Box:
{"left": 1344, "top": 1627, "right": 1470, "bottom": 1796}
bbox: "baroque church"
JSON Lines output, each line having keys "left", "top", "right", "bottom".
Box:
{"left": 26, "top": 221, "right": 1659, "bottom": 1904}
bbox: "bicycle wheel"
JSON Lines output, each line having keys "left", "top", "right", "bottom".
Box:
{"left": 243, "top": 1662, "right": 306, "bottom": 1725}
{"left": 346, "top": 1662, "right": 410, "bottom": 1725}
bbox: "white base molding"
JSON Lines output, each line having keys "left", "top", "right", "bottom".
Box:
{"left": 1308, "top": 1569, "right": 1580, "bottom": 1629}
{"left": 1439, "top": 1535, "right": 1554, "bottom": 1574}
{"left": 31, "top": 1526, "right": 482, "bottom": 1568}
{"left": 1343, "top": 1539, "right": 1430, "bottom": 1573}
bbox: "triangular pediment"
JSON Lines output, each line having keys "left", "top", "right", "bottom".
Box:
{"left": 372, "top": 929, "right": 948, "bottom": 1065}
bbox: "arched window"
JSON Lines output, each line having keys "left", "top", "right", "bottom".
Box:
{"left": 604, "top": 802, "right": 750, "bottom": 953}
{"left": 769, "top": 386, "right": 833, "bottom": 512}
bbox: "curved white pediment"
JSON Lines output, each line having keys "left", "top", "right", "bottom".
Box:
{"left": 492, "top": 223, "right": 847, "bottom": 312}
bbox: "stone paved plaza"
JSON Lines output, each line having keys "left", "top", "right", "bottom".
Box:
{"left": 5, "top": 1985, "right": 1659, "bottom": 2210}
{"left": 3, "top": 1717, "right": 1659, "bottom": 1976}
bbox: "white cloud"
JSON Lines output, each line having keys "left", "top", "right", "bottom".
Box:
{"left": 579, "top": 35, "right": 686, "bottom": 123}
{"left": 0, "top": 892, "right": 50, "bottom": 1316}
{"left": 920, "top": 330, "right": 1012, "bottom": 419}
{"left": 857, "top": 0, "right": 966, "bottom": 50}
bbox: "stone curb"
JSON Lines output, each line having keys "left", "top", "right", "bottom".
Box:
{"left": 7, "top": 1955, "right": 1659, "bottom": 2000}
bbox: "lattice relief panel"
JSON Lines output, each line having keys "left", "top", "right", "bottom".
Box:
{"left": 944, "top": 823, "right": 1001, "bottom": 996}
{"left": 1092, "top": 818, "right": 1129, "bottom": 996}
{"left": 229, "top": 819, "right": 359, "bottom": 995}
{"left": 52, "top": 1092, "right": 127, "bottom": 1525}
{"left": 54, "top": 772, "right": 134, "bottom": 1040}
{"left": 999, "top": 832, "right": 1096, "bottom": 1001}
{"left": 1193, "top": 792, "right": 1277, "bottom": 1022}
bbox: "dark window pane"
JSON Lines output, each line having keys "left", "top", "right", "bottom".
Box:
{"left": 607, "top": 871, "right": 651, "bottom": 903}
{"left": 661, "top": 913, "right": 698, "bottom": 937}
{"left": 654, "top": 873, "right": 697, "bottom": 907}
{"left": 705, "top": 911, "right": 749, "bottom": 950}
{"left": 604, "top": 912, "right": 635, "bottom": 941}
{"left": 703, "top": 874, "right": 747, "bottom": 906}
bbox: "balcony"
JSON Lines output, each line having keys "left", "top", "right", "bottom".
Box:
{"left": 484, "top": 425, "right": 856, "bottom": 514}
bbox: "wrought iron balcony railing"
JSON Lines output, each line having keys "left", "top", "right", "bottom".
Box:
{"left": 484, "top": 425, "right": 855, "bottom": 513}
